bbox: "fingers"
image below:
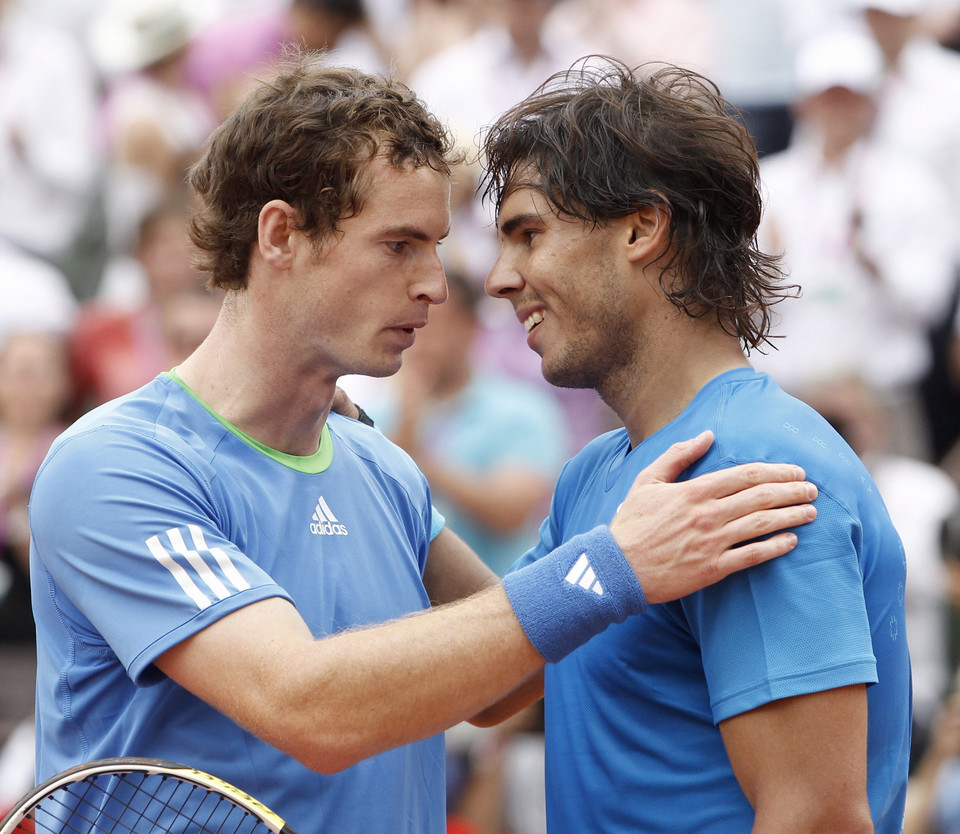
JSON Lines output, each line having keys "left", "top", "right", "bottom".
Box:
{"left": 713, "top": 531, "right": 801, "bottom": 579}
{"left": 634, "top": 438, "right": 809, "bottom": 502}
{"left": 697, "top": 481, "right": 817, "bottom": 560}
{"left": 715, "top": 478, "right": 818, "bottom": 523}
{"left": 687, "top": 461, "right": 810, "bottom": 504}
{"left": 635, "top": 431, "right": 715, "bottom": 485}
{"left": 331, "top": 386, "right": 360, "bottom": 420}
{"left": 718, "top": 497, "right": 817, "bottom": 550}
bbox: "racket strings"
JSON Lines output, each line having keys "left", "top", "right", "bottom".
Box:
{"left": 20, "top": 772, "right": 277, "bottom": 833}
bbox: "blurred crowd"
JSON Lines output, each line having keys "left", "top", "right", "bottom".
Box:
{"left": 2, "top": 0, "right": 960, "bottom": 830}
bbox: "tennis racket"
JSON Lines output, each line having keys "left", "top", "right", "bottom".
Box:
{"left": 0, "top": 757, "right": 296, "bottom": 833}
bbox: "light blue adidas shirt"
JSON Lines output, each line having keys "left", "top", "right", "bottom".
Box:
{"left": 30, "top": 372, "right": 446, "bottom": 833}
{"left": 512, "top": 367, "right": 911, "bottom": 833}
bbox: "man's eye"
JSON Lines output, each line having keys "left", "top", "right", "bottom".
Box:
{"left": 387, "top": 241, "right": 408, "bottom": 253}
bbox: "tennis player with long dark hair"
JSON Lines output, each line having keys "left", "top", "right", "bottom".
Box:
{"left": 482, "top": 56, "right": 910, "bottom": 832}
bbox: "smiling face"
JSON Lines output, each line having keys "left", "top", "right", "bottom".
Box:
{"left": 290, "top": 156, "right": 452, "bottom": 380}
{"left": 485, "top": 184, "right": 644, "bottom": 394}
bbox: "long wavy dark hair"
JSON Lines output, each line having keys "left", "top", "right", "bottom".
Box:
{"left": 480, "top": 56, "right": 794, "bottom": 351}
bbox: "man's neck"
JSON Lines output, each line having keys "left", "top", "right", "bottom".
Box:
{"left": 176, "top": 305, "right": 337, "bottom": 457}
{"left": 607, "top": 325, "right": 750, "bottom": 448}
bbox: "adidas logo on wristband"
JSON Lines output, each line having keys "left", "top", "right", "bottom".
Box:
{"left": 504, "top": 526, "right": 645, "bottom": 663}
{"left": 565, "top": 553, "right": 604, "bottom": 595}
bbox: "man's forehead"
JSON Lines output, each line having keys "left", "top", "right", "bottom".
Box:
{"left": 497, "top": 183, "right": 557, "bottom": 226}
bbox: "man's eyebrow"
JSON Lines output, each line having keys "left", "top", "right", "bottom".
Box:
{"left": 499, "top": 212, "right": 542, "bottom": 238}
{"left": 379, "top": 224, "right": 450, "bottom": 241}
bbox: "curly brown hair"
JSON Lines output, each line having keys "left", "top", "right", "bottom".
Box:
{"left": 187, "top": 51, "right": 460, "bottom": 290}
{"left": 480, "top": 56, "right": 794, "bottom": 351}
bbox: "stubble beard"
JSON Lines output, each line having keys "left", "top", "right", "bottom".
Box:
{"left": 540, "top": 306, "right": 639, "bottom": 401}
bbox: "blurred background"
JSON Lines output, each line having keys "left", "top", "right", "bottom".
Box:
{"left": 2, "top": 0, "right": 960, "bottom": 830}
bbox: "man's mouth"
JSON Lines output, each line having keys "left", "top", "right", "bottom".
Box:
{"left": 524, "top": 311, "right": 544, "bottom": 333}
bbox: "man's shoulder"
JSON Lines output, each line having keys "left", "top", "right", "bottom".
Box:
{"left": 326, "top": 412, "right": 427, "bottom": 483}
{"left": 711, "top": 374, "right": 883, "bottom": 511}
{"left": 43, "top": 376, "right": 214, "bottom": 476}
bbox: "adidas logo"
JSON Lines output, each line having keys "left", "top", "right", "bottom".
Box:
{"left": 310, "top": 496, "right": 349, "bottom": 536}
{"left": 564, "top": 553, "right": 603, "bottom": 595}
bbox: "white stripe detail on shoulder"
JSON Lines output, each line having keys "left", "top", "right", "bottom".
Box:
{"left": 165, "top": 527, "right": 232, "bottom": 601}
{"left": 187, "top": 525, "right": 250, "bottom": 592}
{"left": 146, "top": 534, "right": 212, "bottom": 610}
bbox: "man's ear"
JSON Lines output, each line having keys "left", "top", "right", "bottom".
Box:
{"left": 257, "top": 200, "right": 299, "bottom": 269}
{"left": 624, "top": 203, "right": 671, "bottom": 266}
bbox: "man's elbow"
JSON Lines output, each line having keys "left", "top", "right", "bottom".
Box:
{"left": 282, "top": 730, "right": 378, "bottom": 775}
{"left": 755, "top": 799, "right": 874, "bottom": 834}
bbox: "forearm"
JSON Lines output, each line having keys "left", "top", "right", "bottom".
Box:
{"left": 160, "top": 588, "right": 545, "bottom": 774}
{"left": 469, "top": 671, "right": 544, "bottom": 728}
{"left": 302, "top": 587, "right": 543, "bottom": 768}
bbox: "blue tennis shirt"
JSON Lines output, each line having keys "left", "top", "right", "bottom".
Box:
{"left": 511, "top": 367, "right": 912, "bottom": 832}
{"left": 30, "top": 372, "right": 446, "bottom": 833}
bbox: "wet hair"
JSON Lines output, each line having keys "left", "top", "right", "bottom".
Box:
{"left": 188, "top": 50, "right": 460, "bottom": 290}
{"left": 480, "top": 55, "right": 794, "bottom": 351}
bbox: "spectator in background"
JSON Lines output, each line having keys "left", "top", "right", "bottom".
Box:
{"left": 851, "top": 0, "right": 960, "bottom": 233}
{"left": 90, "top": 0, "right": 218, "bottom": 261}
{"left": 448, "top": 700, "right": 547, "bottom": 834}
{"left": 388, "top": 0, "right": 482, "bottom": 81}
{"left": 800, "top": 374, "right": 960, "bottom": 769}
{"left": 544, "top": 0, "right": 713, "bottom": 78}
{"left": 903, "top": 686, "right": 960, "bottom": 833}
{"left": 0, "top": 0, "right": 99, "bottom": 267}
{"left": 847, "top": 0, "right": 960, "bottom": 462}
{"left": 0, "top": 332, "right": 73, "bottom": 643}
{"left": 704, "top": 0, "right": 796, "bottom": 157}
{"left": 70, "top": 192, "right": 223, "bottom": 410}
{"left": 754, "top": 26, "right": 957, "bottom": 461}
{"left": 0, "top": 244, "right": 77, "bottom": 348}
{"left": 0, "top": 329, "right": 74, "bottom": 807}
{"left": 187, "top": 0, "right": 390, "bottom": 122}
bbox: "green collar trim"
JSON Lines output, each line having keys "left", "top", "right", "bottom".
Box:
{"left": 164, "top": 369, "right": 333, "bottom": 474}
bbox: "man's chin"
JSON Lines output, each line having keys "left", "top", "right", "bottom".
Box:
{"left": 350, "top": 357, "right": 404, "bottom": 379}
{"left": 542, "top": 362, "right": 593, "bottom": 390}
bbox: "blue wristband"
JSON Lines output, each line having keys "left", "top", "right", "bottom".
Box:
{"left": 503, "top": 526, "right": 648, "bottom": 663}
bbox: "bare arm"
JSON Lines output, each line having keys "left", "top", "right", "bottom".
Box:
{"left": 156, "top": 586, "right": 539, "bottom": 774}
{"left": 422, "top": 525, "right": 500, "bottom": 604}
{"left": 156, "top": 430, "right": 817, "bottom": 774}
{"left": 720, "top": 685, "right": 873, "bottom": 833}
{"left": 422, "top": 526, "right": 547, "bottom": 727}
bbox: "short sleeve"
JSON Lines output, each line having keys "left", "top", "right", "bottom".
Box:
{"left": 30, "top": 425, "right": 290, "bottom": 683}
{"left": 685, "top": 492, "right": 878, "bottom": 723}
